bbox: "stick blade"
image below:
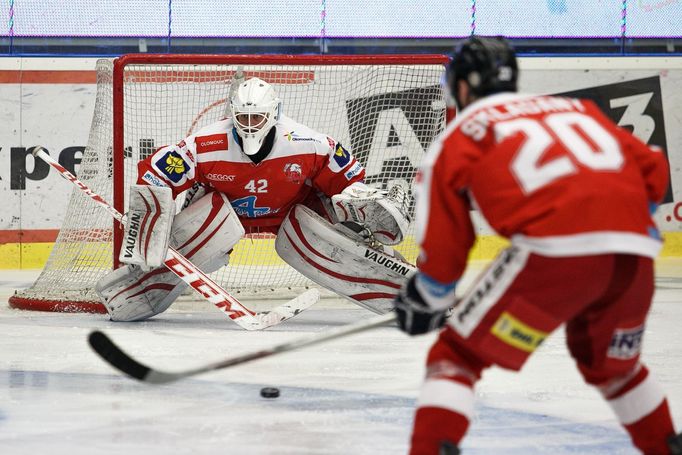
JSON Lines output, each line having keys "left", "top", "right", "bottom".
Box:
{"left": 88, "top": 331, "right": 153, "bottom": 381}
{"left": 234, "top": 288, "right": 320, "bottom": 331}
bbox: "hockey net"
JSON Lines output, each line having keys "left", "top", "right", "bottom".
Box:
{"left": 10, "top": 54, "right": 448, "bottom": 313}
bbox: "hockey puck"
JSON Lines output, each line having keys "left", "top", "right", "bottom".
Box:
{"left": 260, "top": 387, "right": 280, "bottom": 398}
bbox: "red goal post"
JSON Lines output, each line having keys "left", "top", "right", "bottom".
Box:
{"left": 11, "top": 53, "right": 450, "bottom": 313}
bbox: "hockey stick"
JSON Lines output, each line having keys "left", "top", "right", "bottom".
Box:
{"left": 89, "top": 312, "right": 396, "bottom": 384}
{"left": 34, "top": 147, "right": 318, "bottom": 330}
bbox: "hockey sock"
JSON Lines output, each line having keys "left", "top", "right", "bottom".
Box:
{"left": 410, "top": 376, "right": 474, "bottom": 455}
{"left": 604, "top": 366, "right": 675, "bottom": 454}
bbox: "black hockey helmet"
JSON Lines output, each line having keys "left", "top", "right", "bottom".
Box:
{"left": 446, "top": 36, "right": 518, "bottom": 100}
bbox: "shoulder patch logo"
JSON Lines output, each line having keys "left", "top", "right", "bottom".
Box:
{"left": 196, "top": 133, "right": 228, "bottom": 154}
{"left": 333, "top": 143, "right": 351, "bottom": 168}
{"left": 155, "top": 151, "right": 188, "bottom": 183}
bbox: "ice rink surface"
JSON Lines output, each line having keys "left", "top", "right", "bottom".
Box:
{"left": 1, "top": 260, "right": 681, "bottom": 455}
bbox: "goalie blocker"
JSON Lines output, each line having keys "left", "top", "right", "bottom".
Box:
{"left": 276, "top": 204, "right": 416, "bottom": 314}
{"left": 119, "top": 184, "right": 175, "bottom": 269}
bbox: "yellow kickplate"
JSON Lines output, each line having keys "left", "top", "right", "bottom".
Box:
{"left": 3, "top": 232, "right": 681, "bottom": 269}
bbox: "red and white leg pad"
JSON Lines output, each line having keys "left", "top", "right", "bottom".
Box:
{"left": 96, "top": 191, "right": 244, "bottom": 321}
{"left": 275, "top": 204, "right": 415, "bottom": 314}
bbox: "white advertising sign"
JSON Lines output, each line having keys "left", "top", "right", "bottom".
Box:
{"left": 1, "top": 57, "right": 681, "bottom": 243}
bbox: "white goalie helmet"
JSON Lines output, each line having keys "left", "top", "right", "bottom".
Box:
{"left": 229, "top": 77, "right": 282, "bottom": 156}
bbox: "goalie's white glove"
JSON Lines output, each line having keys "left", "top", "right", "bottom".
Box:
{"left": 118, "top": 184, "right": 175, "bottom": 270}
{"left": 331, "top": 182, "right": 411, "bottom": 245}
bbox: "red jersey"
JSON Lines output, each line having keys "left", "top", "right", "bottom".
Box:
{"left": 137, "top": 114, "right": 365, "bottom": 232}
{"left": 415, "top": 93, "right": 669, "bottom": 285}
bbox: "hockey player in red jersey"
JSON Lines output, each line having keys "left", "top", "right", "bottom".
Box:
{"left": 96, "top": 76, "right": 413, "bottom": 321}
{"left": 393, "top": 36, "right": 680, "bottom": 454}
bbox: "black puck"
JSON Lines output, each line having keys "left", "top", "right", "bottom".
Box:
{"left": 260, "top": 387, "right": 280, "bottom": 398}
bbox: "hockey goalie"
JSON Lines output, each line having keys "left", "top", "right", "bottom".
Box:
{"left": 96, "top": 76, "right": 415, "bottom": 322}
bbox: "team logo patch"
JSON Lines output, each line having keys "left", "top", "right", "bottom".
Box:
{"left": 284, "top": 163, "right": 303, "bottom": 184}
{"left": 608, "top": 326, "right": 644, "bottom": 359}
{"left": 231, "top": 195, "right": 270, "bottom": 217}
{"left": 155, "top": 151, "right": 188, "bottom": 183}
{"left": 333, "top": 144, "right": 351, "bottom": 168}
{"left": 196, "top": 133, "right": 228, "bottom": 153}
{"left": 491, "top": 312, "right": 547, "bottom": 353}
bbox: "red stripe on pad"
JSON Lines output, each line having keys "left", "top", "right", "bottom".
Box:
{"left": 287, "top": 209, "right": 338, "bottom": 263}
{"left": 284, "top": 230, "right": 400, "bottom": 289}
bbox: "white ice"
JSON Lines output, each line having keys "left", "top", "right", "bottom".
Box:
{"left": 1, "top": 260, "right": 681, "bottom": 455}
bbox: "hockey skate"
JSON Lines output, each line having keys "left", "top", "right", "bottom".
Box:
{"left": 670, "top": 432, "right": 682, "bottom": 454}
{"left": 439, "top": 441, "right": 460, "bottom": 455}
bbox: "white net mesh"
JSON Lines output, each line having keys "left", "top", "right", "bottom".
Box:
{"left": 11, "top": 55, "right": 447, "bottom": 310}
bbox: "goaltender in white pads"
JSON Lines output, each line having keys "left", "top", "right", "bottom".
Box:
{"left": 96, "top": 76, "right": 414, "bottom": 321}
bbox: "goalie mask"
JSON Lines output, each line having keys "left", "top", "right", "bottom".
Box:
{"left": 229, "top": 77, "right": 282, "bottom": 156}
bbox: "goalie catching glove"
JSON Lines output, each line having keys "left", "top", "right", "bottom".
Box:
{"left": 119, "top": 184, "right": 175, "bottom": 270}
{"left": 331, "top": 182, "right": 411, "bottom": 245}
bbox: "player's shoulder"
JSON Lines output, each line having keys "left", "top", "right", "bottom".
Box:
{"left": 191, "top": 118, "right": 231, "bottom": 140}
{"left": 190, "top": 118, "right": 232, "bottom": 153}
{"left": 276, "top": 114, "right": 335, "bottom": 152}
{"left": 278, "top": 115, "right": 330, "bottom": 140}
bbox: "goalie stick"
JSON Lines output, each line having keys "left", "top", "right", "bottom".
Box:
{"left": 89, "top": 312, "right": 397, "bottom": 384}
{"left": 33, "top": 146, "right": 318, "bottom": 330}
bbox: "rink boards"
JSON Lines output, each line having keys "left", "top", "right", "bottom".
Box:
{"left": 1, "top": 56, "right": 682, "bottom": 268}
